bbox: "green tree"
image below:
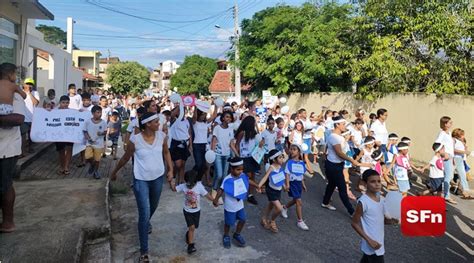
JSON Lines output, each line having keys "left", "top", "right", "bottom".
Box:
{"left": 170, "top": 55, "right": 217, "bottom": 95}
{"left": 106, "top": 62, "right": 150, "bottom": 95}
{"left": 36, "top": 24, "right": 79, "bottom": 49}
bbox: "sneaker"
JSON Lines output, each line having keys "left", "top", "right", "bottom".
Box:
{"left": 88, "top": 165, "right": 94, "bottom": 175}
{"left": 93, "top": 171, "right": 101, "bottom": 179}
{"left": 321, "top": 203, "right": 336, "bottom": 211}
{"left": 232, "top": 233, "right": 246, "bottom": 247}
{"left": 138, "top": 254, "right": 150, "bottom": 263}
{"left": 445, "top": 198, "right": 457, "bottom": 205}
{"left": 187, "top": 243, "right": 197, "bottom": 254}
{"left": 247, "top": 195, "right": 258, "bottom": 205}
{"left": 297, "top": 220, "right": 309, "bottom": 231}
{"left": 223, "top": 235, "right": 231, "bottom": 249}
{"left": 281, "top": 206, "right": 288, "bottom": 218}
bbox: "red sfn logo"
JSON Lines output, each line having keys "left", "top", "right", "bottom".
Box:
{"left": 401, "top": 196, "right": 446, "bottom": 237}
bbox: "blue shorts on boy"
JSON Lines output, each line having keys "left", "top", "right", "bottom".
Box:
{"left": 221, "top": 174, "right": 246, "bottom": 226}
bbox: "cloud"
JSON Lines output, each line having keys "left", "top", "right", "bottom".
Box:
{"left": 75, "top": 19, "right": 130, "bottom": 33}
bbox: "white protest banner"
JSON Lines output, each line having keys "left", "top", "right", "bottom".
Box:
{"left": 31, "top": 108, "right": 91, "bottom": 143}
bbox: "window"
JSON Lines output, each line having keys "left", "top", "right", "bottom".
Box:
{"left": 0, "top": 17, "right": 18, "bottom": 64}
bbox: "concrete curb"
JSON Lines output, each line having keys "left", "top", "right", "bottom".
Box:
{"left": 74, "top": 180, "right": 112, "bottom": 263}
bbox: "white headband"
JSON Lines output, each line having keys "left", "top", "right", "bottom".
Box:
{"left": 230, "top": 160, "right": 244, "bottom": 166}
{"left": 435, "top": 144, "right": 444, "bottom": 152}
{"left": 363, "top": 139, "right": 375, "bottom": 145}
{"left": 374, "top": 152, "right": 383, "bottom": 160}
{"left": 141, "top": 114, "right": 159, "bottom": 125}
{"left": 389, "top": 136, "right": 399, "bottom": 140}
{"left": 269, "top": 151, "right": 282, "bottom": 160}
{"left": 398, "top": 146, "right": 409, "bottom": 150}
{"left": 333, "top": 119, "right": 346, "bottom": 124}
{"left": 401, "top": 139, "right": 411, "bottom": 143}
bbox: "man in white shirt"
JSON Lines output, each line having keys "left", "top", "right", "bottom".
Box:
{"left": 67, "top": 83, "right": 82, "bottom": 110}
{"left": 22, "top": 78, "right": 40, "bottom": 155}
{"left": 0, "top": 93, "right": 26, "bottom": 233}
{"left": 370, "top": 108, "right": 389, "bottom": 163}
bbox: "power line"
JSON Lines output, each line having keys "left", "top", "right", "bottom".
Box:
{"left": 75, "top": 33, "right": 229, "bottom": 42}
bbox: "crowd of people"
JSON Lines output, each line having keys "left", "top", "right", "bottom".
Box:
{"left": 1, "top": 61, "right": 473, "bottom": 262}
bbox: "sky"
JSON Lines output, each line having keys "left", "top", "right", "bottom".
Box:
{"left": 37, "top": 0, "right": 309, "bottom": 68}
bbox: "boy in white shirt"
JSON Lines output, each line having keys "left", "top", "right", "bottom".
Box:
{"left": 418, "top": 143, "right": 446, "bottom": 196}
{"left": 351, "top": 169, "right": 398, "bottom": 263}
{"left": 67, "top": 84, "right": 82, "bottom": 110}
{"left": 83, "top": 105, "right": 107, "bottom": 179}
{"left": 174, "top": 170, "right": 213, "bottom": 254}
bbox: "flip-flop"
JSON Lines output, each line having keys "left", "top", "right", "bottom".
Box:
{"left": 63, "top": 170, "right": 70, "bottom": 175}
{"left": 56, "top": 170, "right": 65, "bottom": 175}
{"left": 0, "top": 226, "right": 16, "bottom": 233}
{"left": 77, "top": 163, "right": 86, "bottom": 168}
{"left": 461, "top": 195, "right": 474, "bottom": 200}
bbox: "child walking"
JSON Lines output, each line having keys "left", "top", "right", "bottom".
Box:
{"left": 351, "top": 169, "right": 398, "bottom": 263}
{"left": 55, "top": 96, "right": 74, "bottom": 175}
{"left": 107, "top": 111, "right": 122, "bottom": 160}
{"left": 392, "top": 142, "right": 422, "bottom": 197}
{"left": 355, "top": 136, "right": 376, "bottom": 192}
{"left": 174, "top": 170, "right": 213, "bottom": 254}
{"left": 417, "top": 143, "right": 446, "bottom": 197}
{"left": 83, "top": 105, "right": 107, "bottom": 179}
{"left": 281, "top": 144, "right": 309, "bottom": 231}
{"left": 257, "top": 149, "right": 286, "bottom": 233}
{"left": 213, "top": 157, "right": 257, "bottom": 248}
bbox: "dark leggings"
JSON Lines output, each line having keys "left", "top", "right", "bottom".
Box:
{"left": 192, "top": 143, "right": 207, "bottom": 178}
{"left": 322, "top": 160, "right": 354, "bottom": 215}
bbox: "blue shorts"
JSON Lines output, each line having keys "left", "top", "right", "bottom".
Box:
{"left": 429, "top": 178, "right": 443, "bottom": 192}
{"left": 303, "top": 138, "right": 312, "bottom": 154}
{"left": 224, "top": 208, "right": 246, "bottom": 226}
{"left": 397, "top": 179, "right": 410, "bottom": 193}
{"left": 288, "top": 180, "right": 303, "bottom": 199}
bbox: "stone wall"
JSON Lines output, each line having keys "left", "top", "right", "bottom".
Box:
{"left": 287, "top": 92, "right": 474, "bottom": 166}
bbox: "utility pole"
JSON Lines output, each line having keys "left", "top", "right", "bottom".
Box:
{"left": 107, "top": 49, "right": 110, "bottom": 65}
{"left": 66, "top": 17, "right": 74, "bottom": 53}
{"left": 233, "top": 2, "right": 241, "bottom": 101}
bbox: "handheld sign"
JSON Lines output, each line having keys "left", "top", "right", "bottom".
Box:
{"left": 182, "top": 95, "right": 196, "bottom": 107}
{"left": 223, "top": 174, "right": 249, "bottom": 200}
{"left": 270, "top": 168, "right": 286, "bottom": 187}
{"left": 251, "top": 144, "right": 265, "bottom": 164}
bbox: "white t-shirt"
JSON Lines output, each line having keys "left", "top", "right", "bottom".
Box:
{"left": 358, "top": 194, "right": 386, "bottom": 256}
{"left": 193, "top": 122, "right": 209, "bottom": 144}
{"left": 350, "top": 127, "right": 363, "bottom": 147}
{"left": 370, "top": 119, "right": 388, "bottom": 145}
{"left": 261, "top": 129, "right": 277, "bottom": 152}
{"left": 453, "top": 138, "right": 465, "bottom": 158}
{"left": 0, "top": 93, "right": 26, "bottom": 158}
{"left": 360, "top": 148, "right": 375, "bottom": 174}
{"left": 170, "top": 118, "right": 190, "bottom": 141}
{"left": 80, "top": 104, "right": 93, "bottom": 112}
{"left": 130, "top": 131, "right": 165, "bottom": 181}
{"left": 435, "top": 130, "right": 454, "bottom": 157}
{"left": 220, "top": 174, "right": 244, "bottom": 212}
{"left": 212, "top": 125, "right": 234, "bottom": 156}
{"left": 68, "top": 94, "right": 82, "bottom": 110}
{"left": 302, "top": 118, "right": 313, "bottom": 139}
{"left": 326, "top": 133, "right": 345, "bottom": 163}
{"left": 176, "top": 182, "right": 208, "bottom": 213}
{"left": 239, "top": 135, "right": 256, "bottom": 157}
{"left": 100, "top": 106, "right": 112, "bottom": 122}
{"left": 23, "top": 90, "right": 40, "bottom": 122}
{"left": 83, "top": 118, "right": 107, "bottom": 148}
{"left": 429, "top": 156, "right": 444, "bottom": 179}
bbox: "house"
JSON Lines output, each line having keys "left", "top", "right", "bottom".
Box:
{"left": 72, "top": 50, "right": 101, "bottom": 90}
{"left": 1, "top": 0, "right": 83, "bottom": 97}
{"left": 208, "top": 60, "right": 250, "bottom": 97}
{"left": 151, "top": 60, "right": 180, "bottom": 93}
{"left": 98, "top": 56, "right": 120, "bottom": 89}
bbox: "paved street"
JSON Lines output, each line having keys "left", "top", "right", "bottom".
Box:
{"left": 110, "top": 157, "right": 474, "bottom": 262}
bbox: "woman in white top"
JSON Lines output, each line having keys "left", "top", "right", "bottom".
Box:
{"left": 169, "top": 106, "right": 192, "bottom": 184}
{"left": 111, "top": 112, "right": 174, "bottom": 262}
{"left": 192, "top": 106, "right": 216, "bottom": 181}
{"left": 321, "top": 116, "right": 361, "bottom": 215}
{"left": 451, "top": 128, "right": 473, "bottom": 199}
{"left": 435, "top": 116, "right": 456, "bottom": 203}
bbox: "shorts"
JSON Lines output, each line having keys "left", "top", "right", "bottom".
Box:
{"left": 20, "top": 122, "right": 31, "bottom": 135}
{"left": 170, "top": 139, "right": 190, "bottom": 161}
{"left": 183, "top": 209, "right": 200, "bottom": 228}
{"left": 0, "top": 156, "right": 17, "bottom": 194}
{"left": 85, "top": 146, "right": 104, "bottom": 162}
{"left": 429, "top": 178, "right": 443, "bottom": 192}
{"left": 288, "top": 180, "right": 303, "bottom": 199}
{"left": 397, "top": 179, "right": 410, "bottom": 193}
{"left": 242, "top": 157, "right": 260, "bottom": 173}
{"left": 265, "top": 184, "right": 281, "bottom": 202}
{"left": 224, "top": 208, "right": 246, "bottom": 226}
{"left": 55, "top": 142, "right": 73, "bottom": 151}
{"left": 109, "top": 134, "right": 119, "bottom": 146}
{"left": 303, "top": 138, "right": 312, "bottom": 154}
{"left": 361, "top": 253, "right": 384, "bottom": 263}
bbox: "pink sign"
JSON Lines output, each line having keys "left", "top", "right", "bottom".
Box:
{"left": 181, "top": 95, "right": 196, "bottom": 106}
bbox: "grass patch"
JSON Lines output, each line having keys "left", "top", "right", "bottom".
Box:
{"left": 109, "top": 181, "right": 129, "bottom": 196}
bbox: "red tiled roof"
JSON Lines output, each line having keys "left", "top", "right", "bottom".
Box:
{"left": 99, "top": 57, "right": 120, "bottom": 64}
{"left": 37, "top": 50, "right": 49, "bottom": 61}
{"left": 208, "top": 70, "right": 251, "bottom": 93}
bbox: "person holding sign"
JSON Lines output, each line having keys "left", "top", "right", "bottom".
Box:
{"left": 281, "top": 144, "right": 310, "bottom": 231}
{"left": 213, "top": 157, "right": 258, "bottom": 249}
{"left": 83, "top": 105, "right": 107, "bottom": 179}
{"left": 257, "top": 150, "right": 286, "bottom": 233}
{"left": 55, "top": 96, "right": 74, "bottom": 176}
{"left": 321, "top": 116, "right": 361, "bottom": 216}
{"left": 110, "top": 112, "right": 174, "bottom": 262}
